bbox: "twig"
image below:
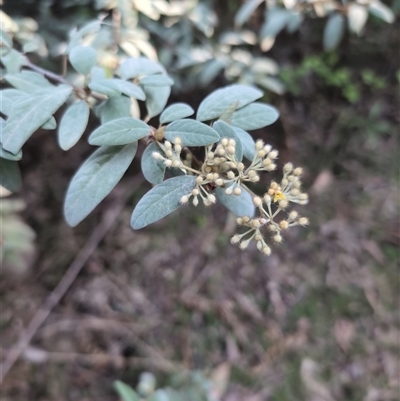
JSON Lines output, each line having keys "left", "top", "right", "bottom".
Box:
{"left": 0, "top": 179, "right": 139, "bottom": 383}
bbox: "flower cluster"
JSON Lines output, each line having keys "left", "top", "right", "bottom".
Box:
{"left": 151, "top": 136, "right": 309, "bottom": 255}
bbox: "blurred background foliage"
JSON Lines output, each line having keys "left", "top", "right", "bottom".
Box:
{"left": 0, "top": 0, "right": 399, "bottom": 400}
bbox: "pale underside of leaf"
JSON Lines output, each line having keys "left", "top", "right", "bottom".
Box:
{"left": 160, "top": 103, "right": 195, "bottom": 124}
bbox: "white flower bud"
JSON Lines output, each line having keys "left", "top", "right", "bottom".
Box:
{"left": 152, "top": 151, "right": 164, "bottom": 160}
{"left": 215, "top": 178, "right": 224, "bottom": 186}
{"left": 253, "top": 196, "right": 262, "bottom": 207}
{"left": 207, "top": 194, "right": 216, "bottom": 204}
{"left": 255, "top": 140, "right": 264, "bottom": 150}
{"left": 180, "top": 195, "right": 189, "bottom": 204}
{"left": 233, "top": 187, "right": 242, "bottom": 196}
{"left": 225, "top": 187, "right": 233, "bottom": 195}
{"left": 273, "top": 234, "right": 282, "bottom": 243}
{"left": 293, "top": 167, "right": 303, "bottom": 176}
{"left": 227, "top": 171, "right": 235, "bottom": 180}
{"left": 174, "top": 137, "right": 182, "bottom": 145}
{"left": 239, "top": 239, "right": 251, "bottom": 250}
{"left": 221, "top": 138, "right": 229, "bottom": 147}
{"left": 192, "top": 188, "right": 200, "bottom": 196}
{"left": 172, "top": 160, "right": 181, "bottom": 168}
{"left": 164, "top": 159, "right": 172, "bottom": 167}
{"left": 231, "top": 235, "right": 241, "bottom": 244}
{"left": 298, "top": 217, "right": 309, "bottom": 226}
{"left": 196, "top": 176, "right": 204, "bottom": 184}
{"left": 192, "top": 196, "right": 199, "bottom": 206}
{"left": 262, "top": 245, "right": 271, "bottom": 255}
{"left": 283, "top": 163, "right": 293, "bottom": 173}
{"left": 164, "top": 141, "right": 172, "bottom": 149}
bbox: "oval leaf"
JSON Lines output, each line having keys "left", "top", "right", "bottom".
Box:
{"left": 231, "top": 103, "right": 279, "bottom": 130}
{"left": 141, "top": 142, "right": 166, "bottom": 185}
{"left": 120, "top": 57, "right": 166, "bottom": 80}
{"left": 113, "top": 381, "right": 140, "bottom": 401}
{"left": 235, "top": 0, "right": 264, "bottom": 27}
{"left": 100, "top": 96, "right": 132, "bottom": 124}
{"left": 89, "top": 79, "right": 146, "bottom": 100}
{"left": 232, "top": 127, "right": 256, "bottom": 161}
{"left": 139, "top": 74, "right": 174, "bottom": 87}
{"left": 64, "top": 143, "right": 137, "bottom": 227}
{"left": 88, "top": 117, "right": 150, "bottom": 146}
{"left": 215, "top": 184, "right": 255, "bottom": 217}
{"left": 323, "top": 13, "right": 345, "bottom": 51}
{"left": 165, "top": 119, "right": 220, "bottom": 146}
{"left": 160, "top": 103, "right": 195, "bottom": 124}
{"left": 131, "top": 175, "right": 196, "bottom": 229}
{"left": 2, "top": 85, "right": 73, "bottom": 154}
{"left": 5, "top": 71, "right": 53, "bottom": 93}
{"left": 69, "top": 45, "right": 97, "bottom": 75}
{"left": 58, "top": 101, "right": 90, "bottom": 150}
{"left": 143, "top": 85, "right": 171, "bottom": 118}
{"left": 368, "top": 0, "right": 395, "bottom": 23}
{"left": 197, "top": 84, "right": 263, "bottom": 121}
{"left": 213, "top": 121, "right": 243, "bottom": 161}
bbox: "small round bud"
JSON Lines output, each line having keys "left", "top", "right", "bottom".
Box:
{"left": 172, "top": 160, "right": 181, "bottom": 168}
{"left": 259, "top": 218, "right": 268, "bottom": 225}
{"left": 281, "top": 178, "right": 289, "bottom": 187}
{"left": 227, "top": 145, "right": 235, "bottom": 155}
{"left": 215, "top": 178, "right": 224, "bottom": 186}
{"left": 268, "top": 150, "right": 278, "bottom": 159}
{"left": 206, "top": 173, "right": 214, "bottom": 181}
{"left": 196, "top": 176, "right": 204, "bottom": 184}
{"left": 192, "top": 188, "right": 200, "bottom": 196}
{"left": 213, "top": 157, "right": 221, "bottom": 165}
{"left": 280, "top": 220, "right": 289, "bottom": 230}
{"left": 227, "top": 171, "right": 235, "bottom": 180}
{"left": 217, "top": 147, "right": 226, "bottom": 156}
{"left": 165, "top": 150, "right": 173, "bottom": 158}
{"left": 242, "top": 216, "right": 250, "bottom": 223}
{"left": 192, "top": 196, "right": 199, "bottom": 206}
{"left": 221, "top": 138, "right": 229, "bottom": 147}
{"left": 293, "top": 167, "right": 303, "bottom": 176}
{"left": 290, "top": 188, "right": 300, "bottom": 196}
{"left": 239, "top": 239, "right": 251, "bottom": 250}
{"left": 273, "top": 234, "right": 282, "bottom": 243}
{"left": 233, "top": 187, "right": 242, "bottom": 196}
{"left": 266, "top": 163, "right": 277, "bottom": 172}
{"left": 255, "top": 232, "right": 263, "bottom": 241}
{"left": 228, "top": 138, "right": 236, "bottom": 146}
{"left": 207, "top": 152, "right": 215, "bottom": 160}
{"left": 175, "top": 145, "right": 182, "bottom": 153}
{"left": 152, "top": 152, "right": 164, "bottom": 160}
{"left": 174, "top": 137, "right": 182, "bottom": 145}
{"left": 268, "top": 188, "right": 275, "bottom": 196}
{"left": 203, "top": 199, "right": 212, "bottom": 207}
{"left": 269, "top": 224, "right": 277, "bottom": 232}
{"left": 299, "top": 193, "right": 309, "bottom": 201}
{"left": 225, "top": 187, "right": 233, "bottom": 195}
{"left": 250, "top": 175, "right": 260, "bottom": 182}
{"left": 164, "top": 141, "right": 172, "bottom": 149}
{"left": 207, "top": 194, "right": 216, "bottom": 204}
{"left": 231, "top": 235, "right": 241, "bottom": 244}
{"left": 248, "top": 170, "right": 256, "bottom": 177}
{"left": 263, "top": 144, "right": 272, "bottom": 153}
{"left": 255, "top": 140, "right": 264, "bottom": 150}
{"left": 257, "top": 150, "right": 266, "bottom": 158}
{"left": 253, "top": 196, "right": 262, "bottom": 207}
{"left": 287, "top": 175, "right": 295, "bottom": 182}
{"left": 236, "top": 217, "right": 243, "bottom": 225}
{"left": 262, "top": 245, "right": 271, "bottom": 255}
{"left": 262, "top": 158, "right": 272, "bottom": 167}
{"left": 270, "top": 182, "right": 279, "bottom": 189}
{"left": 298, "top": 217, "right": 309, "bottom": 226}
{"left": 180, "top": 195, "right": 189, "bottom": 204}
{"left": 263, "top": 194, "right": 272, "bottom": 204}
{"left": 278, "top": 199, "right": 289, "bottom": 209}
{"left": 164, "top": 159, "right": 172, "bottom": 167}
{"left": 283, "top": 163, "right": 293, "bottom": 173}
{"left": 237, "top": 162, "right": 245, "bottom": 172}
{"left": 251, "top": 219, "right": 261, "bottom": 228}
{"left": 205, "top": 166, "right": 212, "bottom": 173}
{"left": 257, "top": 240, "right": 263, "bottom": 251}
{"left": 292, "top": 181, "right": 301, "bottom": 189}
{"left": 288, "top": 210, "right": 298, "bottom": 220}
{"left": 213, "top": 173, "right": 220, "bottom": 180}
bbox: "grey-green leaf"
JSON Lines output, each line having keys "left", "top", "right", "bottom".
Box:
{"left": 88, "top": 117, "right": 149, "bottom": 146}
{"left": 58, "top": 101, "right": 90, "bottom": 150}
{"left": 232, "top": 127, "right": 256, "bottom": 161}
{"left": 160, "top": 103, "right": 194, "bottom": 124}
{"left": 0, "top": 119, "right": 22, "bottom": 161}
{"left": 139, "top": 74, "right": 174, "bottom": 87}
{"left": 197, "top": 84, "right": 263, "bottom": 121}
{"left": 0, "top": 89, "right": 28, "bottom": 116}
{"left": 231, "top": 103, "right": 279, "bottom": 130}
{"left": 1, "top": 49, "right": 27, "bottom": 74}
{"left": 64, "top": 143, "right": 137, "bottom": 227}
{"left": 69, "top": 45, "right": 97, "bottom": 75}
{"left": 213, "top": 121, "right": 243, "bottom": 161}
{"left": 131, "top": 175, "right": 196, "bottom": 229}
{"left": 41, "top": 117, "right": 57, "bottom": 130}
{"left": 120, "top": 57, "right": 165, "bottom": 80}
{"left": 141, "top": 142, "right": 166, "bottom": 185}
{"left": 368, "top": 1, "right": 395, "bottom": 23}
{"left": 89, "top": 78, "right": 146, "bottom": 100}
{"left": 1, "top": 159, "right": 22, "bottom": 193}
{"left": 0, "top": 29, "right": 13, "bottom": 48}
{"left": 2, "top": 85, "right": 73, "bottom": 154}
{"left": 215, "top": 184, "right": 255, "bottom": 217}
{"left": 100, "top": 96, "right": 132, "bottom": 124}
{"left": 148, "top": 390, "right": 169, "bottom": 401}
{"left": 67, "top": 20, "right": 102, "bottom": 52}
{"left": 235, "top": 0, "right": 264, "bottom": 27}
{"left": 165, "top": 119, "right": 220, "bottom": 146}
{"left": 113, "top": 381, "right": 140, "bottom": 401}
{"left": 143, "top": 85, "right": 171, "bottom": 118}
{"left": 323, "top": 13, "right": 345, "bottom": 51}
{"left": 5, "top": 71, "right": 53, "bottom": 93}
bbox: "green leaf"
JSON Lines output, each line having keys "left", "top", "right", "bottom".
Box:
{"left": 88, "top": 117, "right": 149, "bottom": 146}
{"left": 69, "top": 45, "right": 97, "bottom": 75}
{"left": 215, "top": 184, "right": 255, "bottom": 217}
{"left": 0, "top": 119, "right": 22, "bottom": 161}
{"left": 260, "top": 8, "right": 291, "bottom": 41}
{"left": 1, "top": 49, "right": 27, "bottom": 74}
{"left": 148, "top": 389, "right": 170, "bottom": 401}
{"left": 141, "top": 142, "right": 166, "bottom": 185}
{"left": 120, "top": 57, "right": 166, "bottom": 80}
{"left": 143, "top": 85, "right": 171, "bottom": 118}
{"left": 368, "top": 0, "right": 395, "bottom": 23}
{"left": 5, "top": 71, "right": 53, "bottom": 93}
{"left": 197, "top": 84, "right": 263, "bottom": 121}
{"left": 235, "top": 0, "right": 264, "bottom": 27}
{"left": 213, "top": 121, "right": 243, "bottom": 161}
{"left": 0, "top": 29, "right": 13, "bottom": 48}
{"left": 160, "top": 103, "right": 194, "bottom": 124}
{"left": 139, "top": 74, "right": 174, "bottom": 86}
{"left": 41, "top": 117, "right": 57, "bottom": 130}
{"left": 131, "top": 175, "right": 196, "bottom": 229}
{"left": 64, "top": 143, "right": 137, "bottom": 227}
{"left": 1, "top": 159, "right": 22, "bottom": 193}
{"left": 165, "top": 119, "right": 220, "bottom": 146}
{"left": 323, "top": 13, "right": 345, "bottom": 51}
{"left": 58, "top": 101, "right": 90, "bottom": 150}
{"left": 100, "top": 96, "right": 132, "bottom": 124}
{"left": 67, "top": 20, "right": 102, "bottom": 52}
{"left": 232, "top": 127, "right": 256, "bottom": 161}
{"left": 2, "top": 85, "right": 73, "bottom": 154}
{"left": 113, "top": 381, "right": 140, "bottom": 401}
{"left": 231, "top": 103, "right": 279, "bottom": 130}
{"left": 89, "top": 78, "right": 146, "bottom": 100}
{"left": 0, "top": 89, "right": 28, "bottom": 116}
